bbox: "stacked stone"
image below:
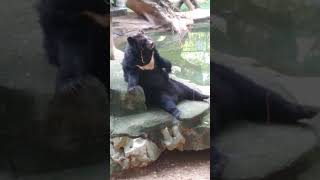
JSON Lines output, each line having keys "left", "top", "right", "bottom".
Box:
{"left": 109, "top": 60, "right": 210, "bottom": 176}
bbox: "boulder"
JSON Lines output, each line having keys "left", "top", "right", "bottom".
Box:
{"left": 110, "top": 60, "right": 210, "bottom": 176}
{"left": 216, "top": 121, "right": 317, "bottom": 180}
{"left": 213, "top": 52, "right": 298, "bottom": 103}
{"left": 110, "top": 60, "right": 147, "bottom": 116}
{"left": 17, "top": 164, "right": 106, "bottom": 180}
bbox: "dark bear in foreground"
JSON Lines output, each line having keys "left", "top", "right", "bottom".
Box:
{"left": 122, "top": 32, "right": 209, "bottom": 119}
{"left": 212, "top": 61, "right": 318, "bottom": 136}
{"left": 37, "top": 0, "right": 109, "bottom": 93}
{"left": 33, "top": 0, "right": 109, "bottom": 170}
{"left": 211, "top": 56, "right": 319, "bottom": 178}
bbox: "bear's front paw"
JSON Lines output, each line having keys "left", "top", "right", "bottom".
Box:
{"left": 172, "top": 109, "right": 182, "bottom": 120}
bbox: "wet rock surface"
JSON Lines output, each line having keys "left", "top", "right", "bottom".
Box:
{"left": 110, "top": 60, "right": 147, "bottom": 116}
{"left": 216, "top": 121, "right": 317, "bottom": 180}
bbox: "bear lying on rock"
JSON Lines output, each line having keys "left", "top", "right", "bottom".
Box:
{"left": 212, "top": 58, "right": 318, "bottom": 136}
{"left": 122, "top": 31, "right": 209, "bottom": 120}
{"left": 211, "top": 53, "right": 319, "bottom": 178}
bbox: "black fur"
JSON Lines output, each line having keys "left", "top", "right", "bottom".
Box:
{"left": 37, "top": 0, "right": 109, "bottom": 94}
{"left": 122, "top": 32, "right": 209, "bottom": 119}
{"left": 211, "top": 59, "right": 318, "bottom": 178}
{"left": 212, "top": 61, "right": 318, "bottom": 136}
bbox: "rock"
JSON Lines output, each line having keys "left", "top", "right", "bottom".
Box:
{"left": 111, "top": 137, "right": 162, "bottom": 169}
{"left": 298, "top": 157, "right": 320, "bottom": 180}
{"left": 111, "top": 111, "right": 174, "bottom": 137}
{"left": 178, "top": 101, "right": 210, "bottom": 124}
{"left": 111, "top": 101, "right": 209, "bottom": 137}
{"left": 294, "top": 115, "right": 320, "bottom": 180}
{"left": 110, "top": 158, "right": 122, "bottom": 177}
{"left": 112, "top": 48, "right": 125, "bottom": 60}
{"left": 182, "top": 113, "right": 210, "bottom": 151}
{"left": 0, "top": 173, "right": 14, "bottom": 180}
{"left": 213, "top": 52, "right": 298, "bottom": 104}
{"left": 110, "top": 61, "right": 147, "bottom": 116}
{"left": 110, "top": 57, "right": 210, "bottom": 176}
{"left": 110, "top": 100, "right": 210, "bottom": 174}
{"left": 215, "top": 121, "right": 317, "bottom": 180}
{"left": 161, "top": 125, "right": 186, "bottom": 151}
{"left": 18, "top": 164, "right": 106, "bottom": 180}
{"left": 279, "top": 76, "right": 320, "bottom": 108}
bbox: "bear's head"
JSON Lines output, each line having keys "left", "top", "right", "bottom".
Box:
{"left": 127, "top": 31, "right": 156, "bottom": 70}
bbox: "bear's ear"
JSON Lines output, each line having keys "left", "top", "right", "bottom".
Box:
{"left": 127, "top": 37, "right": 135, "bottom": 46}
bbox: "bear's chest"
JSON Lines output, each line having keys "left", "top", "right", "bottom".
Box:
{"left": 138, "top": 69, "right": 168, "bottom": 89}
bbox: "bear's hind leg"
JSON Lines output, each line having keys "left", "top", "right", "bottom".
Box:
{"left": 176, "top": 80, "right": 209, "bottom": 101}
{"left": 185, "top": 89, "right": 209, "bottom": 101}
{"left": 159, "top": 93, "right": 181, "bottom": 119}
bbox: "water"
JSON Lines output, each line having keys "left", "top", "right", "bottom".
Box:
{"left": 120, "top": 23, "right": 210, "bottom": 86}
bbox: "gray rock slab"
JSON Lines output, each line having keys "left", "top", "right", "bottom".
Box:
{"left": 213, "top": 52, "right": 298, "bottom": 103}
{"left": 216, "top": 121, "right": 316, "bottom": 180}
{"left": 111, "top": 100, "right": 209, "bottom": 137}
{"left": 179, "top": 101, "right": 210, "bottom": 119}
{"left": 111, "top": 110, "right": 174, "bottom": 137}
{"left": 298, "top": 156, "right": 320, "bottom": 180}
{"left": 110, "top": 61, "right": 147, "bottom": 116}
{"left": 279, "top": 76, "right": 320, "bottom": 108}
{"left": 0, "top": 173, "right": 14, "bottom": 180}
{"left": 110, "top": 159, "right": 122, "bottom": 177}
{"left": 183, "top": 112, "right": 210, "bottom": 151}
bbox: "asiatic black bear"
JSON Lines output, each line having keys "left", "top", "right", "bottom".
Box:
{"left": 211, "top": 56, "right": 319, "bottom": 178}
{"left": 122, "top": 31, "right": 209, "bottom": 119}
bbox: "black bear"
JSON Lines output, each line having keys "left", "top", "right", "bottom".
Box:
{"left": 211, "top": 58, "right": 319, "bottom": 178}
{"left": 35, "top": 0, "right": 109, "bottom": 168}
{"left": 122, "top": 31, "right": 209, "bottom": 119}
{"left": 37, "top": 0, "right": 109, "bottom": 94}
{"left": 212, "top": 60, "right": 318, "bottom": 136}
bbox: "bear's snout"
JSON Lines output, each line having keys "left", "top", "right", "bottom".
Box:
{"left": 146, "top": 41, "right": 155, "bottom": 50}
